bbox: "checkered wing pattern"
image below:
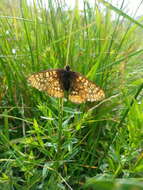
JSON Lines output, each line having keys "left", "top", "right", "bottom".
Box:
{"left": 28, "top": 69, "right": 64, "bottom": 98}
{"left": 68, "top": 73, "right": 105, "bottom": 104}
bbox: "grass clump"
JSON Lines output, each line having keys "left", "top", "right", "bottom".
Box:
{"left": 0, "top": 0, "right": 143, "bottom": 189}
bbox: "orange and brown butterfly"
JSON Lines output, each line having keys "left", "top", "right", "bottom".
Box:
{"left": 27, "top": 65, "right": 105, "bottom": 104}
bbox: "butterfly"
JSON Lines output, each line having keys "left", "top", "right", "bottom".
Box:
{"left": 28, "top": 65, "right": 105, "bottom": 104}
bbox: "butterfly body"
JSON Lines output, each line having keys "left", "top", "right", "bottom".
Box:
{"left": 28, "top": 66, "right": 105, "bottom": 104}
{"left": 59, "top": 66, "right": 74, "bottom": 91}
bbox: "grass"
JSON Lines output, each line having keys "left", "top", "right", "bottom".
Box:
{"left": 0, "top": 0, "right": 143, "bottom": 189}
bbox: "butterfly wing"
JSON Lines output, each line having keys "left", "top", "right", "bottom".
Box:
{"left": 68, "top": 72, "right": 105, "bottom": 104}
{"left": 28, "top": 69, "right": 64, "bottom": 98}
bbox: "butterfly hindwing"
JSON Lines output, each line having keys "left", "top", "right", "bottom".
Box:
{"left": 68, "top": 72, "right": 105, "bottom": 104}
{"left": 28, "top": 69, "right": 64, "bottom": 98}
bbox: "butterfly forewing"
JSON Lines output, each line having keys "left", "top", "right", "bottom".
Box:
{"left": 28, "top": 69, "right": 64, "bottom": 98}
{"left": 68, "top": 72, "right": 105, "bottom": 104}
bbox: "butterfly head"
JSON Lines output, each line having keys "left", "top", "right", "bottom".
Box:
{"left": 65, "top": 65, "right": 70, "bottom": 72}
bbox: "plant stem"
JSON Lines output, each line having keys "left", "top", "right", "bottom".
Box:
{"left": 57, "top": 98, "right": 64, "bottom": 157}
